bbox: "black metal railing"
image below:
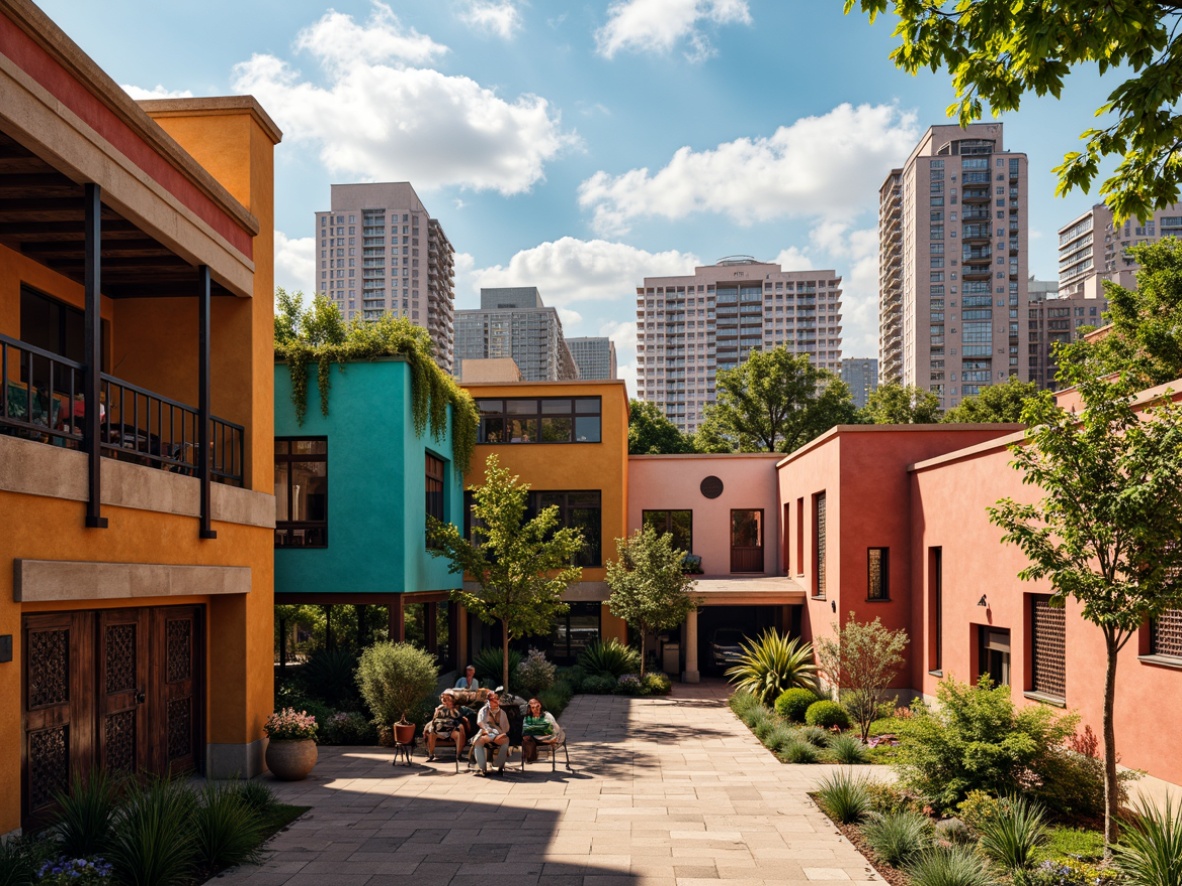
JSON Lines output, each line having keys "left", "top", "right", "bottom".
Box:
{"left": 1, "top": 334, "right": 85, "bottom": 445}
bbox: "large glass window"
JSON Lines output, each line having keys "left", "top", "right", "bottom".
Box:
{"left": 477, "top": 397, "right": 601, "bottom": 444}
{"left": 549, "top": 602, "right": 602, "bottom": 663}
{"left": 642, "top": 509, "right": 693, "bottom": 553}
{"left": 531, "top": 491, "right": 602, "bottom": 567}
{"left": 425, "top": 452, "right": 445, "bottom": 545}
{"left": 275, "top": 438, "right": 328, "bottom": 547}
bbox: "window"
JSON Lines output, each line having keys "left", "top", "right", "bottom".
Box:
{"left": 929, "top": 547, "right": 942, "bottom": 672}
{"left": 476, "top": 397, "right": 601, "bottom": 444}
{"left": 531, "top": 491, "right": 602, "bottom": 567}
{"left": 643, "top": 510, "right": 693, "bottom": 553}
{"left": 1150, "top": 609, "right": 1182, "bottom": 658}
{"left": 978, "top": 627, "right": 1011, "bottom": 686}
{"left": 868, "top": 548, "right": 889, "bottom": 600}
{"left": 813, "top": 493, "right": 826, "bottom": 598}
{"left": 549, "top": 601, "right": 601, "bottom": 663}
{"left": 275, "top": 438, "right": 328, "bottom": 547}
{"left": 425, "top": 452, "right": 445, "bottom": 544}
{"left": 1030, "top": 595, "right": 1066, "bottom": 699}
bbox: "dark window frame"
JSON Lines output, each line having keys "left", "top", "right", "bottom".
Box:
{"left": 425, "top": 451, "right": 446, "bottom": 547}
{"left": 476, "top": 397, "right": 602, "bottom": 445}
{"left": 930, "top": 547, "right": 943, "bottom": 673}
{"left": 1149, "top": 608, "right": 1182, "bottom": 659}
{"left": 274, "top": 437, "right": 328, "bottom": 548}
{"left": 1030, "top": 594, "right": 1067, "bottom": 700}
{"left": 531, "top": 490, "right": 603, "bottom": 568}
{"left": 867, "top": 547, "right": 890, "bottom": 601}
{"left": 642, "top": 509, "right": 693, "bottom": 553}
{"left": 812, "top": 492, "right": 826, "bottom": 599}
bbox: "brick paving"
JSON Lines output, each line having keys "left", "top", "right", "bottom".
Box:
{"left": 215, "top": 681, "right": 886, "bottom": 886}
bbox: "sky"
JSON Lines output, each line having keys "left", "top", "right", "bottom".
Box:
{"left": 38, "top": 0, "right": 1120, "bottom": 393}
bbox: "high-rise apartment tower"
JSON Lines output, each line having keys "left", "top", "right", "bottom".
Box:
{"left": 454, "top": 287, "right": 579, "bottom": 382}
{"left": 567, "top": 337, "right": 617, "bottom": 380}
{"left": 841, "top": 357, "right": 879, "bottom": 409}
{"left": 315, "top": 182, "right": 455, "bottom": 372}
{"left": 1058, "top": 202, "right": 1182, "bottom": 296}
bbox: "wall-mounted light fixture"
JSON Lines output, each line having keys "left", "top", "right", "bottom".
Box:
{"left": 977, "top": 594, "right": 989, "bottom": 608}
{"left": 831, "top": 600, "right": 836, "bottom": 613}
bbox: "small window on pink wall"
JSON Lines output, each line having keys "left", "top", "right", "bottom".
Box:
{"left": 795, "top": 497, "right": 804, "bottom": 576}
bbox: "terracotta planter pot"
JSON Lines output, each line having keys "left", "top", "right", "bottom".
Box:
{"left": 265, "top": 738, "right": 318, "bottom": 781}
{"left": 394, "top": 722, "right": 416, "bottom": 746}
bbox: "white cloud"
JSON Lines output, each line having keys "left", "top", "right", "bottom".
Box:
{"left": 595, "top": 0, "right": 750, "bottom": 61}
{"left": 458, "top": 1, "right": 523, "bottom": 39}
{"left": 578, "top": 103, "right": 919, "bottom": 234}
{"left": 274, "top": 231, "right": 316, "bottom": 296}
{"left": 122, "top": 84, "right": 194, "bottom": 100}
{"left": 806, "top": 223, "right": 880, "bottom": 359}
{"left": 231, "top": 3, "right": 574, "bottom": 195}
{"left": 773, "top": 246, "right": 812, "bottom": 270}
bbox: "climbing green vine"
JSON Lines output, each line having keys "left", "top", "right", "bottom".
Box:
{"left": 274, "top": 289, "right": 478, "bottom": 473}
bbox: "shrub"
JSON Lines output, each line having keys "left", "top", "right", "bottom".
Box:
{"left": 472, "top": 646, "right": 522, "bottom": 688}
{"left": 905, "top": 846, "right": 993, "bottom": 886}
{"left": 192, "top": 784, "right": 264, "bottom": 874}
{"left": 744, "top": 705, "right": 773, "bottom": 731}
{"left": 319, "top": 710, "right": 376, "bottom": 745}
{"left": 754, "top": 717, "right": 778, "bottom": 742}
{"left": 231, "top": 781, "right": 276, "bottom": 816}
{"left": 724, "top": 631, "right": 818, "bottom": 705}
{"left": 1035, "top": 727, "right": 1138, "bottom": 822}
{"left": 955, "top": 790, "right": 1001, "bottom": 833}
{"left": 866, "top": 782, "right": 923, "bottom": 816}
{"left": 892, "top": 675, "right": 1078, "bottom": 812}
{"left": 828, "top": 733, "right": 870, "bottom": 764}
{"left": 815, "top": 770, "right": 871, "bottom": 823}
{"left": 538, "top": 680, "right": 574, "bottom": 716}
{"left": 35, "top": 857, "right": 113, "bottom": 886}
{"left": 729, "top": 691, "right": 762, "bottom": 718}
{"left": 806, "top": 700, "right": 852, "bottom": 730}
{"left": 106, "top": 778, "right": 198, "bottom": 886}
{"left": 356, "top": 641, "right": 439, "bottom": 726}
{"left": 934, "top": 818, "right": 974, "bottom": 847}
{"left": 615, "top": 673, "right": 647, "bottom": 696}
{"left": 1114, "top": 797, "right": 1182, "bottom": 886}
{"left": 977, "top": 796, "right": 1047, "bottom": 875}
{"left": 581, "top": 674, "right": 619, "bottom": 694}
{"left": 0, "top": 836, "right": 53, "bottom": 886}
{"left": 299, "top": 647, "right": 361, "bottom": 704}
{"left": 516, "top": 647, "right": 557, "bottom": 696}
{"left": 780, "top": 740, "right": 820, "bottom": 764}
{"left": 578, "top": 640, "right": 641, "bottom": 679}
{"left": 53, "top": 770, "right": 117, "bottom": 859}
{"left": 775, "top": 688, "right": 820, "bottom": 722}
{"left": 558, "top": 665, "right": 587, "bottom": 693}
{"left": 766, "top": 725, "right": 799, "bottom": 754}
{"left": 264, "top": 708, "right": 318, "bottom": 742}
{"left": 862, "top": 810, "right": 931, "bottom": 867}
{"left": 1028, "top": 858, "right": 1123, "bottom": 886}
{"left": 798, "top": 725, "right": 832, "bottom": 748}
{"left": 1038, "top": 827, "right": 1106, "bottom": 863}
{"left": 643, "top": 672, "right": 672, "bottom": 695}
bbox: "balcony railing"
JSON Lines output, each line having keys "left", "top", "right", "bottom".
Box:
{"left": 1, "top": 333, "right": 243, "bottom": 487}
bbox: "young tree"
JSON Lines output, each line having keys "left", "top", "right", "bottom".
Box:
{"left": 943, "top": 378, "right": 1045, "bottom": 424}
{"left": 860, "top": 383, "right": 942, "bottom": 424}
{"left": 844, "top": 0, "right": 1182, "bottom": 220}
{"left": 693, "top": 347, "right": 858, "bottom": 453}
{"left": 628, "top": 399, "right": 695, "bottom": 455}
{"left": 815, "top": 614, "right": 910, "bottom": 742}
{"left": 428, "top": 454, "right": 584, "bottom": 691}
{"left": 606, "top": 525, "right": 700, "bottom": 677}
{"left": 988, "top": 375, "right": 1182, "bottom": 847}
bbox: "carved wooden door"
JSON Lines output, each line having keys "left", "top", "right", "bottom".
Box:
{"left": 97, "top": 610, "right": 149, "bottom": 777}
{"left": 151, "top": 606, "right": 200, "bottom": 774}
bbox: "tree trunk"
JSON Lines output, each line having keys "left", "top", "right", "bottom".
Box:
{"left": 325, "top": 605, "right": 334, "bottom": 652}
{"left": 1102, "top": 634, "right": 1120, "bottom": 850}
{"left": 279, "top": 617, "right": 288, "bottom": 674}
{"left": 502, "top": 622, "right": 511, "bottom": 693}
{"left": 639, "top": 624, "right": 647, "bottom": 679}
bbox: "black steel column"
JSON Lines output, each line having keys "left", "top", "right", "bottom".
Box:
{"left": 84, "top": 183, "right": 107, "bottom": 529}
{"left": 198, "top": 265, "right": 216, "bottom": 539}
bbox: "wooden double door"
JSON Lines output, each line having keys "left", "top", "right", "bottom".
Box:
{"left": 22, "top": 605, "right": 203, "bottom": 824}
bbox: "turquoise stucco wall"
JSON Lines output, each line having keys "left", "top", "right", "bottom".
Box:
{"left": 274, "top": 358, "right": 464, "bottom": 596}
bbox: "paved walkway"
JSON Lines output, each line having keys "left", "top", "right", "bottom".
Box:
{"left": 219, "top": 682, "right": 885, "bottom": 886}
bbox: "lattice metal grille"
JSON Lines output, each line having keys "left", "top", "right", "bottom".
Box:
{"left": 167, "top": 698, "right": 191, "bottom": 761}
{"left": 28, "top": 629, "right": 69, "bottom": 709}
{"left": 105, "top": 710, "right": 136, "bottom": 774}
{"left": 166, "top": 619, "right": 191, "bottom": 684}
{"left": 868, "top": 548, "right": 889, "bottom": 600}
{"left": 1151, "top": 608, "right": 1182, "bottom": 658}
{"left": 28, "top": 726, "right": 68, "bottom": 810}
{"left": 1032, "top": 596, "right": 1066, "bottom": 699}
{"left": 815, "top": 493, "right": 827, "bottom": 598}
{"left": 105, "top": 623, "right": 136, "bottom": 694}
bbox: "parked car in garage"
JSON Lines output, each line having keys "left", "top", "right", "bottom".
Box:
{"left": 710, "top": 628, "right": 749, "bottom": 669}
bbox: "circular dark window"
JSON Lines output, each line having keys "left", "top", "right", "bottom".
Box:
{"left": 700, "top": 476, "right": 724, "bottom": 499}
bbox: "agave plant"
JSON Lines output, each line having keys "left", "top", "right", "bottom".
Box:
{"left": 577, "top": 639, "right": 641, "bottom": 679}
{"left": 725, "top": 630, "right": 818, "bottom": 705}
{"left": 976, "top": 795, "right": 1047, "bottom": 875}
{"left": 1114, "top": 796, "right": 1182, "bottom": 886}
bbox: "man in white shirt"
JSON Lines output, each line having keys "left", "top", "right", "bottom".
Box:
{"left": 455, "top": 664, "right": 479, "bottom": 690}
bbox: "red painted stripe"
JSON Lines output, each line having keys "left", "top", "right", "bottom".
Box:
{"left": 1, "top": 15, "right": 254, "bottom": 261}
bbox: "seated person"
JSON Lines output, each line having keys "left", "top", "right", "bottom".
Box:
{"left": 454, "top": 664, "right": 479, "bottom": 690}
{"left": 471, "top": 690, "right": 510, "bottom": 776}
{"left": 425, "top": 690, "right": 466, "bottom": 762}
{"left": 522, "top": 697, "right": 564, "bottom": 763}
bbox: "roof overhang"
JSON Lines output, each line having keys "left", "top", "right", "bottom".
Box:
{"left": 691, "top": 575, "right": 807, "bottom": 605}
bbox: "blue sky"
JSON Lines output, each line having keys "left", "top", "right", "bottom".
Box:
{"left": 39, "top": 0, "right": 1117, "bottom": 390}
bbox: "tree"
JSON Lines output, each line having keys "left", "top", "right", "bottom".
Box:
{"left": 1058, "top": 239, "right": 1182, "bottom": 389}
{"left": 428, "top": 454, "right": 584, "bottom": 691}
{"left": 943, "top": 377, "right": 1045, "bottom": 423}
{"left": 860, "top": 383, "right": 942, "bottom": 424}
{"left": 606, "top": 525, "right": 700, "bottom": 677}
{"left": 844, "top": 1, "right": 1182, "bottom": 221}
{"left": 815, "top": 614, "right": 910, "bottom": 743}
{"left": 628, "top": 399, "right": 695, "bottom": 455}
{"left": 693, "top": 347, "right": 858, "bottom": 453}
{"left": 988, "top": 375, "right": 1182, "bottom": 847}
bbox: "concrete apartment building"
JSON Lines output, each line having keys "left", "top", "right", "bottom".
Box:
{"left": 1058, "top": 202, "right": 1182, "bottom": 297}
{"left": 567, "top": 336, "right": 618, "bottom": 380}
{"left": 1027, "top": 277, "right": 1107, "bottom": 389}
{"left": 840, "top": 357, "right": 879, "bottom": 409}
{"left": 315, "top": 183, "right": 456, "bottom": 372}
{"left": 636, "top": 257, "right": 843, "bottom": 434}
{"left": 878, "top": 123, "right": 1030, "bottom": 410}
{"left": 455, "top": 287, "right": 579, "bottom": 382}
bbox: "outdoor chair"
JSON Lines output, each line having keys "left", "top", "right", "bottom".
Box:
{"left": 520, "top": 734, "right": 572, "bottom": 773}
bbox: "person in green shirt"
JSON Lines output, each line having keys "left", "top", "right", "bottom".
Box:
{"left": 522, "top": 697, "right": 563, "bottom": 763}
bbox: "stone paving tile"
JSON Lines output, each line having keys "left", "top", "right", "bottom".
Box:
{"left": 210, "top": 682, "right": 886, "bottom": 886}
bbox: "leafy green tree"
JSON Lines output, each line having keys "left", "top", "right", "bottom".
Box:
{"left": 988, "top": 375, "right": 1182, "bottom": 846}
{"left": 844, "top": 0, "right": 1182, "bottom": 220}
{"left": 606, "top": 525, "right": 700, "bottom": 677}
{"left": 693, "top": 347, "right": 858, "bottom": 453}
{"left": 943, "top": 377, "right": 1044, "bottom": 424}
{"left": 628, "top": 399, "right": 695, "bottom": 454}
{"left": 860, "top": 383, "right": 941, "bottom": 424}
{"left": 815, "top": 614, "right": 910, "bottom": 742}
{"left": 428, "top": 454, "right": 584, "bottom": 691}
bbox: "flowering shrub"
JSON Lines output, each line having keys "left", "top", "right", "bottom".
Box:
{"left": 319, "top": 710, "right": 376, "bottom": 745}
{"left": 516, "top": 647, "right": 557, "bottom": 696}
{"left": 615, "top": 673, "right": 645, "bottom": 696}
{"left": 264, "top": 708, "right": 318, "bottom": 741}
{"left": 1026, "top": 859, "right": 1122, "bottom": 886}
{"left": 37, "top": 857, "right": 113, "bottom": 885}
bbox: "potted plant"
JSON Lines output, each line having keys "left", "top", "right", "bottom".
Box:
{"left": 264, "top": 707, "right": 319, "bottom": 780}
{"left": 356, "top": 641, "right": 439, "bottom": 749}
